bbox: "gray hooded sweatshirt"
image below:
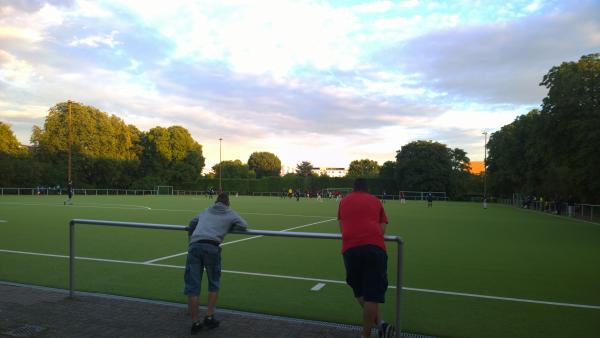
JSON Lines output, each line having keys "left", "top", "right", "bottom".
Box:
{"left": 188, "top": 202, "right": 248, "bottom": 244}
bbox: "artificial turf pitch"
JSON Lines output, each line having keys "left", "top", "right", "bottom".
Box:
{"left": 0, "top": 195, "right": 598, "bottom": 338}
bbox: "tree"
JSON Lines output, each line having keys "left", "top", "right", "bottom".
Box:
{"left": 139, "top": 126, "right": 205, "bottom": 186}
{"left": 0, "top": 122, "right": 31, "bottom": 186}
{"left": 295, "top": 161, "right": 314, "bottom": 177}
{"left": 379, "top": 161, "right": 396, "bottom": 179}
{"left": 212, "top": 160, "right": 252, "bottom": 178}
{"left": 247, "top": 152, "right": 281, "bottom": 178}
{"left": 486, "top": 110, "right": 543, "bottom": 196}
{"left": 347, "top": 159, "right": 380, "bottom": 177}
{"left": 0, "top": 122, "right": 26, "bottom": 155}
{"left": 487, "top": 54, "right": 600, "bottom": 202}
{"left": 448, "top": 147, "right": 474, "bottom": 198}
{"left": 30, "top": 101, "right": 140, "bottom": 186}
{"left": 449, "top": 148, "right": 471, "bottom": 172}
{"left": 395, "top": 141, "right": 452, "bottom": 192}
{"left": 539, "top": 53, "right": 600, "bottom": 201}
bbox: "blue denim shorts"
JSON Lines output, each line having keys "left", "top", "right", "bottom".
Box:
{"left": 184, "top": 242, "right": 222, "bottom": 295}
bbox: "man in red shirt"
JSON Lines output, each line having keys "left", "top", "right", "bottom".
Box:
{"left": 338, "top": 178, "right": 395, "bottom": 338}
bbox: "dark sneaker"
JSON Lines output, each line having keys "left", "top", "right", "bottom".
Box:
{"left": 378, "top": 322, "right": 396, "bottom": 338}
{"left": 190, "top": 321, "right": 202, "bottom": 335}
{"left": 203, "top": 315, "right": 220, "bottom": 329}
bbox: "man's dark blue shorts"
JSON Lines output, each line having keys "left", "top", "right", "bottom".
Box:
{"left": 184, "top": 242, "right": 221, "bottom": 296}
{"left": 343, "top": 244, "right": 388, "bottom": 303}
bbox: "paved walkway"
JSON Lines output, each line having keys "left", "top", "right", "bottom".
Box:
{"left": 0, "top": 281, "right": 363, "bottom": 338}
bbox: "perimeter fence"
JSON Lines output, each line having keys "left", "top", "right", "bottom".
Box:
{"left": 497, "top": 198, "right": 599, "bottom": 223}
{"left": 0, "top": 187, "right": 244, "bottom": 197}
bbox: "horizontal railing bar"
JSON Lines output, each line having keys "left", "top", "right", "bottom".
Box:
{"left": 70, "top": 219, "right": 403, "bottom": 243}
{"left": 70, "top": 219, "right": 187, "bottom": 231}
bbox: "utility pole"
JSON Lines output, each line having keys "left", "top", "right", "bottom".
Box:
{"left": 68, "top": 100, "right": 73, "bottom": 183}
{"left": 483, "top": 131, "right": 488, "bottom": 209}
{"left": 219, "top": 138, "right": 223, "bottom": 192}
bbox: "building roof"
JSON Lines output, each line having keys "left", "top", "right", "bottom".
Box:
{"left": 469, "top": 161, "right": 484, "bottom": 174}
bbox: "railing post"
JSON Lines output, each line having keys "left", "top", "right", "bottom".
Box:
{"left": 69, "top": 220, "right": 75, "bottom": 298}
{"left": 395, "top": 239, "right": 403, "bottom": 338}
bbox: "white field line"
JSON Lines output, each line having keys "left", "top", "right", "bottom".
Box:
{"left": 311, "top": 283, "right": 326, "bottom": 291}
{"left": 72, "top": 202, "right": 152, "bottom": 209}
{"left": 0, "top": 201, "right": 151, "bottom": 211}
{"left": 149, "top": 208, "right": 333, "bottom": 218}
{"left": 143, "top": 218, "right": 336, "bottom": 264}
{"left": 0, "top": 201, "right": 333, "bottom": 219}
{"left": 2, "top": 248, "right": 599, "bottom": 310}
{"left": 0, "top": 220, "right": 7, "bottom": 223}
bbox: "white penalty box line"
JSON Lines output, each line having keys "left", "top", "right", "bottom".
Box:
{"left": 143, "top": 217, "right": 337, "bottom": 264}
{"left": 1, "top": 247, "right": 599, "bottom": 311}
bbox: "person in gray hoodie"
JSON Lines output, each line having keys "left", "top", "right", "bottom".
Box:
{"left": 184, "top": 192, "right": 248, "bottom": 335}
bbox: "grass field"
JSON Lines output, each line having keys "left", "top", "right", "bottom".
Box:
{"left": 1, "top": 195, "right": 599, "bottom": 338}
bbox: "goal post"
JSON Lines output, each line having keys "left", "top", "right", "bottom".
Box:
{"left": 155, "top": 186, "right": 174, "bottom": 195}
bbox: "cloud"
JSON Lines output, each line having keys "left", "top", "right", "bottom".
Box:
{"left": 377, "top": 0, "right": 600, "bottom": 105}
{"left": 351, "top": 1, "right": 395, "bottom": 14}
{"left": 113, "top": 0, "right": 362, "bottom": 77}
{"left": 0, "top": 50, "right": 38, "bottom": 86}
{"left": 0, "top": 0, "right": 74, "bottom": 12}
{"left": 69, "top": 30, "right": 119, "bottom": 48}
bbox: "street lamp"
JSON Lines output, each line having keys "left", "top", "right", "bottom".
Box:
{"left": 67, "top": 100, "right": 73, "bottom": 183}
{"left": 482, "top": 131, "right": 488, "bottom": 209}
{"left": 219, "top": 138, "right": 223, "bottom": 192}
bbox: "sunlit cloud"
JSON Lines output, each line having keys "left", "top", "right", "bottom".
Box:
{"left": 69, "top": 30, "right": 120, "bottom": 48}
{"left": 0, "top": 50, "right": 38, "bottom": 86}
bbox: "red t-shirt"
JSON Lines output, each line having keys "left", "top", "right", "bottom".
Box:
{"left": 337, "top": 191, "right": 388, "bottom": 253}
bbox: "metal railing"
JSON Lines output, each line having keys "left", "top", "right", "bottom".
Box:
{"left": 68, "top": 218, "right": 404, "bottom": 337}
{"left": 497, "top": 198, "right": 599, "bottom": 223}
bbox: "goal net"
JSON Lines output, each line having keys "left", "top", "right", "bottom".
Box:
{"left": 321, "top": 187, "right": 352, "bottom": 198}
{"left": 399, "top": 190, "right": 447, "bottom": 201}
{"left": 155, "top": 186, "right": 174, "bottom": 195}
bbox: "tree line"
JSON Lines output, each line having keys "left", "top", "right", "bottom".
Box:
{"left": 0, "top": 102, "right": 480, "bottom": 198}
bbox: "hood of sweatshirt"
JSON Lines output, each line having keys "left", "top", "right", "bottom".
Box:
{"left": 209, "top": 202, "right": 229, "bottom": 215}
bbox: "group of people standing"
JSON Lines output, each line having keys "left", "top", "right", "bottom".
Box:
{"left": 184, "top": 178, "right": 395, "bottom": 337}
{"left": 522, "top": 195, "right": 576, "bottom": 216}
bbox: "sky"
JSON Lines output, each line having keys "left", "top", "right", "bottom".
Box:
{"left": 1, "top": 0, "right": 599, "bottom": 173}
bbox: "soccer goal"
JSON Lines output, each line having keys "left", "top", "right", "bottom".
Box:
{"left": 155, "top": 186, "right": 174, "bottom": 195}
{"left": 321, "top": 187, "right": 352, "bottom": 198}
{"left": 399, "top": 190, "right": 447, "bottom": 201}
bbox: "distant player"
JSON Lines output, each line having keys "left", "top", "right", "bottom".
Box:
{"left": 400, "top": 191, "right": 406, "bottom": 204}
{"left": 426, "top": 192, "right": 433, "bottom": 208}
{"left": 64, "top": 181, "right": 73, "bottom": 205}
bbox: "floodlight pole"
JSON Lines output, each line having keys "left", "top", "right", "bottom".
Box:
{"left": 67, "top": 100, "right": 73, "bottom": 183}
{"left": 219, "top": 138, "right": 223, "bottom": 192}
{"left": 483, "top": 131, "right": 488, "bottom": 205}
